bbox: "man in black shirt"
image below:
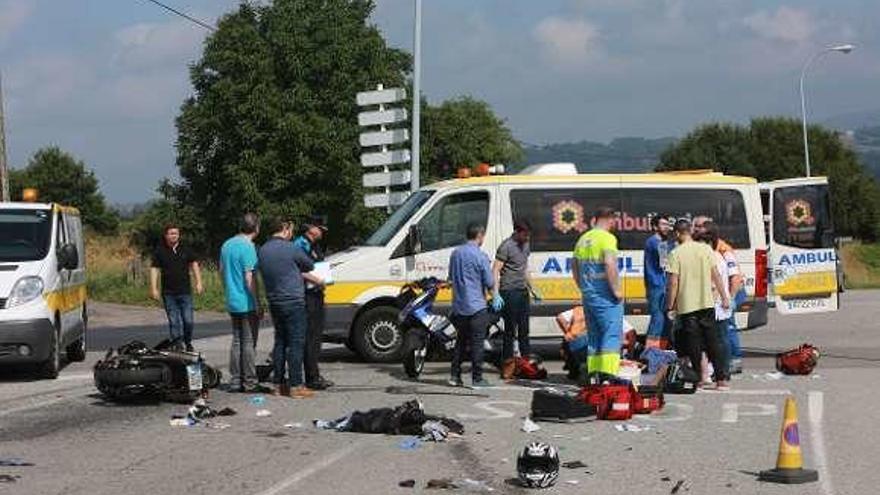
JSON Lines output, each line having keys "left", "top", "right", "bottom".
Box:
{"left": 150, "top": 224, "right": 203, "bottom": 351}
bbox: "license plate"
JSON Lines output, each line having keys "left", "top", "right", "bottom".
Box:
{"left": 785, "top": 298, "right": 828, "bottom": 310}
{"left": 186, "top": 363, "right": 203, "bottom": 391}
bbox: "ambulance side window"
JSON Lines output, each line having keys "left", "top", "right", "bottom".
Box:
{"left": 417, "top": 191, "right": 490, "bottom": 252}
{"left": 55, "top": 212, "right": 67, "bottom": 251}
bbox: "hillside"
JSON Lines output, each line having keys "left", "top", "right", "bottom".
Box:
{"left": 514, "top": 137, "right": 675, "bottom": 174}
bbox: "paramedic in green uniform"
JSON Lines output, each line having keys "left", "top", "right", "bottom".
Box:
{"left": 571, "top": 206, "right": 623, "bottom": 380}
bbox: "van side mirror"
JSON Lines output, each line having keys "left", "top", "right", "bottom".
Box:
{"left": 59, "top": 243, "right": 78, "bottom": 270}
{"left": 405, "top": 224, "right": 422, "bottom": 256}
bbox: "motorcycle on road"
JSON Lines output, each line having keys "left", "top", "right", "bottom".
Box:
{"left": 397, "top": 277, "right": 503, "bottom": 379}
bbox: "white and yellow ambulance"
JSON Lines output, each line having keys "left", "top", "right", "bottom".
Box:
{"left": 0, "top": 195, "right": 87, "bottom": 378}
{"left": 323, "top": 164, "right": 838, "bottom": 362}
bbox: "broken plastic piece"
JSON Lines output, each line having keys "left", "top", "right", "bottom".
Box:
{"left": 399, "top": 437, "right": 420, "bottom": 450}
{"left": 399, "top": 479, "right": 416, "bottom": 488}
{"left": 284, "top": 423, "right": 304, "bottom": 429}
{"left": 0, "top": 458, "right": 33, "bottom": 467}
{"left": 255, "top": 409, "right": 272, "bottom": 417}
{"left": 614, "top": 423, "right": 653, "bottom": 432}
{"left": 248, "top": 396, "right": 266, "bottom": 406}
{"left": 521, "top": 418, "right": 541, "bottom": 433}
{"left": 562, "top": 461, "right": 587, "bottom": 469}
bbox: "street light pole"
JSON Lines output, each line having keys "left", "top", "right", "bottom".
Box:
{"left": 411, "top": 0, "right": 422, "bottom": 192}
{"left": 799, "top": 44, "right": 854, "bottom": 178}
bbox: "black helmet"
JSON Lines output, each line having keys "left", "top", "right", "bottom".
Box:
{"left": 517, "top": 441, "right": 559, "bottom": 488}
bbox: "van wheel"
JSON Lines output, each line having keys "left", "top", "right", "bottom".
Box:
{"left": 353, "top": 306, "right": 404, "bottom": 363}
{"left": 39, "top": 320, "right": 61, "bottom": 379}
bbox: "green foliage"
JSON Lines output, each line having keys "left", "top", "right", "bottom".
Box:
{"left": 168, "top": 0, "right": 411, "bottom": 254}
{"left": 129, "top": 195, "right": 208, "bottom": 257}
{"left": 420, "top": 96, "right": 523, "bottom": 182}
{"left": 9, "top": 147, "right": 119, "bottom": 234}
{"left": 657, "top": 117, "right": 880, "bottom": 241}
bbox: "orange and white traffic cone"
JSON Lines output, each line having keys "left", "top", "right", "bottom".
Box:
{"left": 758, "top": 396, "right": 819, "bottom": 484}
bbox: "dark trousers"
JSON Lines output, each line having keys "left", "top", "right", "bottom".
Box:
{"left": 269, "top": 300, "right": 308, "bottom": 388}
{"left": 162, "top": 294, "right": 194, "bottom": 345}
{"left": 677, "top": 308, "right": 730, "bottom": 382}
{"left": 303, "top": 291, "right": 325, "bottom": 385}
{"left": 450, "top": 310, "right": 492, "bottom": 382}
{"left": 500, "top": 289, "right": 530, "bottom": 360}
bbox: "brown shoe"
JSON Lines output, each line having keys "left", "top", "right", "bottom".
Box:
{"left": 289, "top": 386, "right": 315, "bottom": 399}
{"left": 271, "top": 384, "right": 289, "bottom": 396}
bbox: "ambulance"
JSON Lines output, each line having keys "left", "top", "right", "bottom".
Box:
{"left": 323, "top": 164, "right": 838, "bottom": 362}
{"left": 0, "top": 194, "right": 87, "bottom": 378}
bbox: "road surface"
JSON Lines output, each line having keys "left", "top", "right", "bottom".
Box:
{"left": 1, "top": 292, "right": 878, "bottom": 494}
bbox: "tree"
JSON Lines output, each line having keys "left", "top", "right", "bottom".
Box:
{"left": 169, "top": 0, "right": 411, "bottom": 254}
{"left": 657, "top": 117, "right": 880, "bottom": 240}
{"left": 420, "top": 97, "right": 523, "bottom": 182}
{"left": 9, "top": 147, "right": 119, "bottom": 234}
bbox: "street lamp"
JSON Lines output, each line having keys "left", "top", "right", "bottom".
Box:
{"left": 799, "top": 44, "right": 855, "bottom": 177}
{"left": 411, "top": 0, "right": 422, "bottom": 192}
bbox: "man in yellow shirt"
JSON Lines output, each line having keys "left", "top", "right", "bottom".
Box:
{"left": 572, "top": 207, "right": 623, "bottom": 381}
{"left": 666, "top": 219, "right": 731, "bottom": 389}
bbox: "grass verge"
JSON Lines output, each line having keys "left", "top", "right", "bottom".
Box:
{"left": 841, "top": 243, "right": 880, "bottom": 289}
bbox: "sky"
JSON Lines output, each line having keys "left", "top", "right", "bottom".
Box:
{"left": 0, "top": 0, "right": 878, "bottom": 203}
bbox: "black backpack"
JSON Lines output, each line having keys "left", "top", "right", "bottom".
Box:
{"left": 663, "top": 362, "right": 700, "bottom": 394}
{"left": 530, "top": 387, "right": 596, "bottom": 421}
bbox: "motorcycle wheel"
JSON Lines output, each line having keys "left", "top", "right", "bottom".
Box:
{"left": 403, "top": 345, "right": 428, "bottom": 379}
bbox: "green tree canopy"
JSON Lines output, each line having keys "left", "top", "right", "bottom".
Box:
{"left": 10, "top": 146, "right": 119, "bottom": 234}
{"left": 169, "top": 0, "right": 411, "bottom": 254}
{"left": 421, "top": 96, "right": 523, "bottom": 182}
{"left": 657, "top": 117, "right": 880, "bottom": 240}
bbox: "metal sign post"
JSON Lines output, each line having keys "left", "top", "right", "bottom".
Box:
{"left": 357, "top": 84, "right": 410, "bottom": 209}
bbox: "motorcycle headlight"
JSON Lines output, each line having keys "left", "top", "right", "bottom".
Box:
{"left": 7, "top": 276, "right": 44, "bottom": 308}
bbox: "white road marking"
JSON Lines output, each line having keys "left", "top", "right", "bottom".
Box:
{"left": 457, "top": 400, "right": 526, "bottom": 420}
{"left": 720, "top": 403, "right": 777, "bottom": 423}
{"left": 701, "top": 389, "right": 792, "bottom": 395}
{"left": 57, "top": 372, "right": 94, "bottom": 382}
{"left": 253, "top": 442, "right": 361, "bottom": 495}
{"left": 809, "top": 391, "right": 833, "bottom": 495}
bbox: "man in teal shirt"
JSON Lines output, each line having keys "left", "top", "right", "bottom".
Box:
{"left": 220, "top": 213, "right": 266, "bottom": 393}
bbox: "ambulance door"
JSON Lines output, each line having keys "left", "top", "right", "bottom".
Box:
{"left": 762, "top": 178, "right": 839, "bottom": 314}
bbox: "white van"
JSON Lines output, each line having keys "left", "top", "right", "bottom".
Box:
{"left": 323, "top": 164, "right": 836, "bottom": 362}
{"left": 0, "top": 202, "right": 87, "bottom": 377}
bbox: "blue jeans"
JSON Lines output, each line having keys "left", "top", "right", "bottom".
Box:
{"left": 726, "top": 289, "right": 747, "bottom": 361}
{"left": 162, "top": 294, "right": 194, "bottom": 344}
{"left": 645, "top": 287, "right": 671, "bottom": 348}
{"left": 500, "top": 289, "right": 530, "bottom": 359}
{"left": 269, "top": 300, "right": 308, "bottom": 388}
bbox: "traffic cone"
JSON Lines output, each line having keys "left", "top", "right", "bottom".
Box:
{"left": 758, "top": 396, "right": 819, "bottom": 484}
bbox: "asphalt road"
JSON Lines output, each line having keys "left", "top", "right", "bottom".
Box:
{"left": 1, "top": 292, "right": 878, "bottom": 495}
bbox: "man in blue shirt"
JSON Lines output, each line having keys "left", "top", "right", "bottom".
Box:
{"left": 220, "top": 213, "right": 267, "bottom": 393}
{"left": 448, "top": 223, "right": 501, "bottom": 388}
{"left": 293, "top": 215, "right": 333, "bottom": 390}
{"left": 644, "top": 214, "right": 673, "bottom": 349}
{"left": 259, "top": 217, "right": 317, "bottom": 399}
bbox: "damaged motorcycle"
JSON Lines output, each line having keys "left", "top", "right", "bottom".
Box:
{"left": 93, "top": 339, "right": 221, "bottom": 402}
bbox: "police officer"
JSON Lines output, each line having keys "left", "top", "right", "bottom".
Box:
{"left": 293, "top": 215, "right": 334, "bottom": 390}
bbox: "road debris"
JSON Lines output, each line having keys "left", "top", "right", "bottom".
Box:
{"left": 0, "top": 474, "right": 20, "bottom": 483}
{"left": 248, "top": 396, "right": 267, "bottom": 406}
{"left": 614, "top": 423, "right": 653, "bottom": 433}
{"left": 0, "top": 458, "right": 33, "bottom": 467}
{"left": 170, "top": 417, "right": 196, "bottom": 427}
{"left": 565, "top": 480, "right": 580, "bottom": 485}
{"left": 561, "top": 461, "right": 587, "bottom": 469}
{"left": 398, "top": 437, "right": 420, "bottom": 450}
{"left": 670, "top": 479, "right": 690, "bottom": 494}
{"left": 255, "top": 409, "right": 273, "bottom": 418}
{"left": 426, "top": 478, "right": 457, "bottom": 489}
{"left": 399, "top": 479, "right": 416, "bottom": 488}
{"left": 521, "top": 418, "right": 541, "bottom": 433}
{"left": 217, "top": 407, "right": 237, "bottom": 416}
{"left": 283, "top": 423, "right": 304, "bottom": 429}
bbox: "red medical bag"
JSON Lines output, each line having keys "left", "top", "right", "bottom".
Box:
{"left": 776, "top": 343, "right": 820, "bottom": 375}
{"left": 630, "top": 385, "right": 665, "bottom": 414}
{"left": 580, "top": 384, "right": 633, "bottom": 421}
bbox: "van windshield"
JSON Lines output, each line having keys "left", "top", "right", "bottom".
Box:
{"left": 0, "top": 209, "right": 53, "bottom": 262}
{"left": 364, "top": 190, "right": 435, "bottom": 246}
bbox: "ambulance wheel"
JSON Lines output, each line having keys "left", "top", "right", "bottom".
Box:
{"left": 67, "top": 306, "right": 87, "bottom": 362}
{"left": 353, "top": 306, "right": 404, "bottom": 363}
{"left": 39, "top": 318, "right": 62, "bottom": 379}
